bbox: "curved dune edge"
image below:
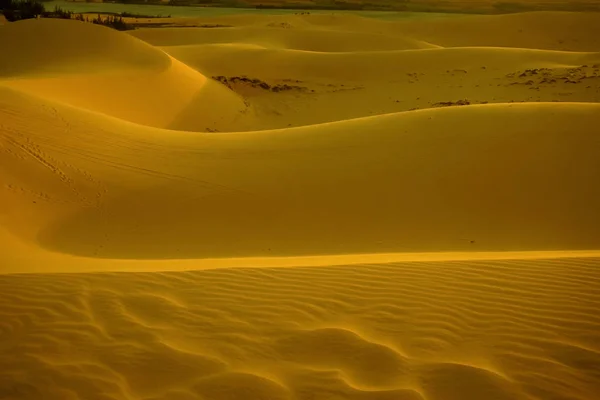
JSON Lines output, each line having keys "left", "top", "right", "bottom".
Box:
{"left": 0, "top": 19, "right": 249, "bottom": 132}
{"left": 2, "top": 56, "right": 249, "bottom": 131}
{"left": 130, "top": 25, "right": 440, "bottom": 52}
{"left": 2, "top": 17, "right": 599, "bottom": 132}
{"left": 130, "top": 11, "right": 600, "bottom": 52}
{"left": 1, "top": 223, "right": 599, "bottom": 274}
{"left": 0, "top": 18, "right": 171, "bottom": 77}
{"left": 161, "top": 43, "right": 599, "bottom": 81}
{"left": 2, "top": 84, "right": 600, "bottom": 266}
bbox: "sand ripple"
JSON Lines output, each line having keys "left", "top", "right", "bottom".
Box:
{"left": 1, "top": 258, "right": 600, "bottom": 399}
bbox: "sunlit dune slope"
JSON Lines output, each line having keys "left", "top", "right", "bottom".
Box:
{"left": 151, "top": 44, "right": 600, "bottom": 130}
{"left": 1, "top": 84, "right": 599, "bottom": 260}
{"left": 0, "top": 19, "right": 249, "bottom": 131}
{"left": 390, "top": 12, "right": 600, "bottom": 51}
{"left": 125, "top": 11, "right": 600, "bottom": 130}
{"left": 1, "top": 258, "right": 600, "bottom": 400}
{"left": 131, "top": 12, "right": 600, "bottom": 52}
{"left": 130, "top": 25, "right": 438, "bottom": 51}
{"left": 163, "top": 44, "right": 599, "bottom": 82}
{"left": 3, "top": 14, "right": 600, "bottom": 134}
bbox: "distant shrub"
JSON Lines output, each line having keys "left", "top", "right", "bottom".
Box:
{"left": 1, "top": 0, "right": 44, "bottom": 21}
{"left": 91, "top": 13, "right": 134, "bottom": 31}
{"left": 120, "top": 11, "right": 170, "bottom": 18}
{"left": 42, "top": 5, "right": 73, "bottom": 19}
{"left": 1, "top": 0, "right": 134, "bottom": 29}
{"left": 492, "top": 2, "right": 534, "bottom": 13}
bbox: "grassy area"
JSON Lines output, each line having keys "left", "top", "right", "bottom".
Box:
{"left": 9, "top": 0, "right": 599, "bottom": 22}
{"left": 1, "top": 0, "right": 136, "bottom": 29}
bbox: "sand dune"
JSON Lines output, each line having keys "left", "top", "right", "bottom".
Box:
{"left": 1, "top": 10, "right": 600, "bottom": 400}
{"left": 133, "top": 11, "right": 600, "bottom": 51}
{"left": 1, "top": 259, "right": 600, "bottom": 399}
{"left": 131, "top": 25, "right": 438, "bottom": 51}
{"left": 161, "top": 44, "right": 600, "bottom": 128}
{"left": 0, "top": 19, "right": 248, "bottom": 131}
{"left": 389, "top": 12, "right": 600, "bottom": 51}
{"left": 2, "top": 84, "right": 600, "bottom": 259}
{"left": 3, "top": 16, "right": 600, "bottom": 131}
{"left": 0, "top": 18, "right": 169, "bottom": 77}
{"left": 162, "top": 44, "right": 600, "bottom": 80}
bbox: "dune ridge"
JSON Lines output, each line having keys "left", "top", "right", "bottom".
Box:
{"left": 3, "top": 16, "right": 600, "bottom": 131}
{"left": 0, "top": 19, "right": 249, "bottom": 132}
{"left": 131, "top": 11, "right": 600, "bottom": 52}
{"left": 2, "top": 84, "right": 599, "bottom": 261}
{"left": 0, "top": 18, "right": 170, "bottom": 77}
{"left": 1, "top": 10, "right": 600, "bottom": 400}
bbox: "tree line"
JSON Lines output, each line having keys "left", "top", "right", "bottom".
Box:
{"left": 1, "top": 0, "right": 134, "bottom": 30}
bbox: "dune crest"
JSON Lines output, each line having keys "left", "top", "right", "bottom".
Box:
{"left": 0, "top": 18, "right": 170, "bottom": 77}
{"left": 0, "top": 19, "right": 249, "bottom": 131}
{"left": 2, "top": 84, "right": 599, "bottom": 260}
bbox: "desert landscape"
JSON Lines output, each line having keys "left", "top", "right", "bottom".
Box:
{"left": 1, "top": 3, "right": 600, "bottom": 400}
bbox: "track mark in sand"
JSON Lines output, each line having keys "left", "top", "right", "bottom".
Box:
{"left": 4, "top": 135, "right": 64, "bottom": 177}
{"left": 4, "top": 184, "right": 55, "bottom": 203}
{"left": 2, "top": 134, "right": 99, "bottom": 205}
{"left": 2, "top": 99, "right": 109, "bottom": 205}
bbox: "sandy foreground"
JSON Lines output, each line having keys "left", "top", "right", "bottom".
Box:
{"left": 1, "top": 11, "right": 600, "bottom": 400}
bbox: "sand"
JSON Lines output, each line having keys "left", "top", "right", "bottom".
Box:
{"left": 1, "top": 11, "right": 600, "bottom": 400}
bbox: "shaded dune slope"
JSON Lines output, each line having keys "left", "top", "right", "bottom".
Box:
{"left": 1, "top": 259, "right": 599, "bottom": 400}
{"left": 0, "top": 19, "right": 248, "bottom": 131}
{"left": 1, "top": 85, "right": 599, "bottom": 259}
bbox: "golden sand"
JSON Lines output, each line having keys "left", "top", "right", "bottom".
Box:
{"left": 1, "top": 12, "right": 600, "bottom": 400}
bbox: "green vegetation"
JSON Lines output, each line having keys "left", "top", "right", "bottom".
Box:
{"left": 63, "top": 0, "right": 600, "bottom": 13}
{"left": 89, "top": 13, "right": 134, "bottom": 30}
{"left": 119, "top": 11, "right": 170, "bottom": 18}
{"left": 6, "top": 0, "right": 598, "bottom": 22}
{"left": 1, "top": 0, "right": 135, "bottom": 29}
{"left": 492, "top": 1, "right": 600, "bottom": 13}
{"left": 45, "top": 4, "right": 74, "bottom": 18}
{"left": 1, "top": 0, "right": 44, "bottom": 21}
